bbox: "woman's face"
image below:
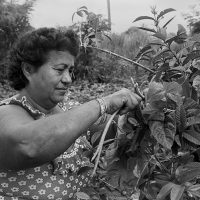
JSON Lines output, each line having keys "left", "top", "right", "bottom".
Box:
{"left": 27, "top": 50, "right": 75, "bottom": 108}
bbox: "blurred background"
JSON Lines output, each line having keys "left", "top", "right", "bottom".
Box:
{"left": 1, "top": 0, "right": 200, "bottom": 101}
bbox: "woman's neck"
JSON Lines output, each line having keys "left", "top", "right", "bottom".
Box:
{"left": 19, "top": 89, "right": 55, "bottom": 115}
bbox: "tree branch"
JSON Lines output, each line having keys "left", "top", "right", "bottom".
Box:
{"left": 86, "top": 45, "right": 155, "bottom": 74}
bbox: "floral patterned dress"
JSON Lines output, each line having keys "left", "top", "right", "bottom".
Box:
{"left": 0, "top": 95, "right": 95, "bottom": 200}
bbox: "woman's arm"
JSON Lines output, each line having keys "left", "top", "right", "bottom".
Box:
{"left": 0, "top": 89, "right": 141, "bottom": 170}
{"left": 0, "top": 100, "right": 101, "bottom": 170}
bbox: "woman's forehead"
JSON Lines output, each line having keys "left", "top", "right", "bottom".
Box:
{"left": 46, "top": 50, "right": 75, "bottom": 64}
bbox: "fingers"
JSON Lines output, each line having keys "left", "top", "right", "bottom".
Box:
{"left": 119, "top": 90, "right": 142, "bottom": 115}
{"left": 103, "top": 88, "right": 142, "bottom": 115}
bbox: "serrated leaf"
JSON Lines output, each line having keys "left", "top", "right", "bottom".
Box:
{"left": 157, "top": 8, "right": 176, "bottom": 20}
{"left": 170, "top": 184, "right": 185, "bottom": 200}
{"left": 163, "top": 16, "right": 175, "bottom": 28}
{"left": 76, "top": 192, "right": 90, "bottom": 200}
{"left": 156, "top": 182, "right": 174, "bottom": 200}
{"left": 137, "top": 27, "right": 156, "bottom": 33}
{"left": 133, "top": 16, "right": 155, "bottom": 22}
{"left": 182, "top": 50, "right": 200, "bottom": 66}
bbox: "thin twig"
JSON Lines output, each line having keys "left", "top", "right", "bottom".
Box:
{"left": 92, "top": 110, "right": 119, "bottom": 176}
{"left": 130, "top": 77, "right": 145, "bottom": 100}
{"left": 85, "top": 45, "right": 155, "bottom": 74}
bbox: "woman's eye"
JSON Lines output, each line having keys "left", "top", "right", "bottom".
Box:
{"left": 56, "top": 68, "right": 64, "bottom": 72}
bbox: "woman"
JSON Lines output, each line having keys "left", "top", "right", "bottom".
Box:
{"left": 0, "top": 27, "right": 141, "bottom": 200}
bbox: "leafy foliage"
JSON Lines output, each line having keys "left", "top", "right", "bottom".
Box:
{"left": 73, "top": 6, "right": 200, "bottom": 200}
{"left": 0, "top": 0, "right": 35, "bottom": 82}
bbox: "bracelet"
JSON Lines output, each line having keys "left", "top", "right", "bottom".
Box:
{"left": 96, "top": 98, "right": 107, "bottom": 116}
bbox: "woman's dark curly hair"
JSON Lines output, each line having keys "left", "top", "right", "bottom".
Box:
{"left": 7, "top": 27, "right": 79, "bottom": 90}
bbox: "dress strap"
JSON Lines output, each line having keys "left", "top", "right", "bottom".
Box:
{"left": 0, "top": 95, "right": 45, "bottom": 120}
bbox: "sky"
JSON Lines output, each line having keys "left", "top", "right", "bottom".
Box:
{"left": 29, "top": 0, "right": 199, "bottom": 34}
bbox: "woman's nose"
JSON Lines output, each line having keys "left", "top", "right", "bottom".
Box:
{"left": 61, "top": 70, "right": 72, "bottom": 84}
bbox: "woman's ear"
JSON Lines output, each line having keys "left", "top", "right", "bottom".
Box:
{"left": 21, "top": 62, "right": 35, "bottom": 80}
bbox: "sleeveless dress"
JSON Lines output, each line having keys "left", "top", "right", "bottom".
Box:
{"left": 0, "top": 95, "right": 95, "bottom": 200}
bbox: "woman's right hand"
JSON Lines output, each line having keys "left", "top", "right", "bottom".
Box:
{"left": 102, "top": 88, "right": 142, "bottom": 115}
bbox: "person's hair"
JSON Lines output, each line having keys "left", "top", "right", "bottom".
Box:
{"left": 7, "top": 27, "right": 79, "bottom": 90}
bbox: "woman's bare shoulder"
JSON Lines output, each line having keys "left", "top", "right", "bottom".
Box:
{"left": 0, "top": 103, "right": 34, "bottom": 128}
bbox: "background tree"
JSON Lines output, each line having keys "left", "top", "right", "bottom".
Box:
{"left": 183, "top": 1, "right": 200, "bottom": 34}
{"left": 0, "top": 0, "right": 35, "bottom": 83}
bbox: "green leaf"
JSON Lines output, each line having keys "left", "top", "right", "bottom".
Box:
{"left": 176, "top": 105, "right": 187, "bottom": 132}
{"left": 103, "top": 33, "right": 112, "bottom": 41}
{"left": 149, "top": 115, "right": 175, "bottom": 150}
{"left": 76, "top": 10, "right": 84, "bottom": 17}
{"left": 157, "top": 8, "right": 176, "bottom": 20}
{"left": 163, "top": 81, "right": 182, "bottom": 96}
{"left": 188, "top": 184, "right": 200, "bottom": 198}
{"left": 91, "top": 131, "right": 102, "bottom": 145}
{"left": 72, "top": 12, "right": 76, "bottom": 22}
{"left": 153, "top": 31, "right": 166, "bottom": 41}
{"left": 76, "top": 192, "right": 90, "bottom": 200}
{"left": 184, "top": 98, "right": 200, "bottom": 111}
{"left": 170, "top": 184, "right": 185, "bottom": 200}
{"left": 81, "top": 10, "right": 89, "bottom": 16}
{"left": 183, "top": 50, "right": 200, "bottom": 66}
{"left": 153, "top": 49, "right": 172, "bottom": 64}
{"left": 183, "top": 131, "right": 200, "bottom": 146}
{"left": 133, "top": 16, "right": 155, "bottom": 22}
{"left": 193, "top": 75, "right": 200, "bottom": 91}
{"left": 163, "top": 16, "right": 175, "bottom": 28}
{"left": 147, "top": 82, "right": 165, "bottom": 104}
{"left": 166, "top": 35, "right": 178, "bottom": 45}
{"left": 135, "top": 45, "right": 152, "bottom": 59}
{"left": 175, "top": 162, "right": 200, "bottom": 183}
{"left": 177, "top": 24, "right": 186, "bottom": 36}
{"left": 137, "top": 27, "right": 156, "bottom": 33}
{"left": 156, "top": 182, "right": 174, "bottom": 200}
{"left": 187, "top": 115, "right": 200, "bottom": 126}
{"left": 78, "top": 6, "right": 88, "bottom": 10}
